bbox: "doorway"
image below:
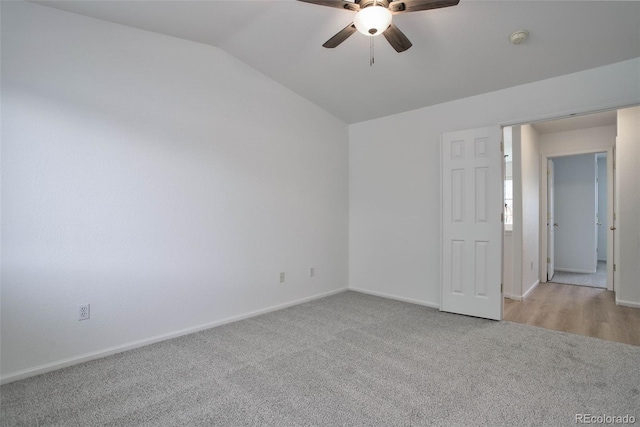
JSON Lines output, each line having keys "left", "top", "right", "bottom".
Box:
{"left": 503, "top": 106, "right": 640, "bottom": 345}
{"left": 547, "top": 152, "right": 607, "bottom": 289}
{"left": 502, "top": 110, "right": 617, "bottom": 300}
{"left": 538, "top": 122, "right": 617, "bottom": 293}
{"left": 503, "top": 109, "right": 625, "bottom": 342}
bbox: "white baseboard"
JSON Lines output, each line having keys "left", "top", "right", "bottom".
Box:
{"left": 615, "top": 298, "right": 640, "bottom": 308}
{"left": 508, "top": 279, "right": 540, "bottom": 301}
{"left": 349, "top": 287, "right": 440, "bottom": 309}
{"left": 522, "top": 280, "right": 540, "bottom": 300}
{"left": 0, "top": 287, "right": 348, "bottom": 385}
{"left": 554, "top": 268, "right": 597, "bottom": 274}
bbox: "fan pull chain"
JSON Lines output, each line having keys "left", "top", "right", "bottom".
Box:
{"left": 370, "top": 0, "right": 377, "bottom": 67}
{"left": 370, "top": 36, "right": 375, "bottom": 66}
{"left": 371, "top": 0, "right": 376, "bottom": 65}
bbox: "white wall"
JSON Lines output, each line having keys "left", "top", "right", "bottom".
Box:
{"left": 1, "top": 2, "right": 349, "bottom": 381}
{"left": 616, "top": 106, "right": 640, "bottom": 307}
{"left": 510, "top": 125, "right": 540, "bottom": 299}
{"left": 511, "top": 127, "right": 523, "bottom": 297}
{"left": 597, "top": 156, "right": 608, "bottom": 261}
{"left": 349, "top": 58, "right": 639, "bottom": 307}
{"left": 503, "top": 232, "right": 513, "bottom": 297}
{"left": 539, "top": 126, "right": 617, "bottom": 157}
{"left": 503, "top": 131, "right": 514, "bottom": 298}
{"left": 519, "top": 125, "right": 540, "bottom": 296}
{"left": 553, "top": 154, "right": 598, "bottom": 273}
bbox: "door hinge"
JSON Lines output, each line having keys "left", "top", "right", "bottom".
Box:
{"left": 547, "top": 257, "right": 551, "bottom": 263}
{"left": 614, "top": 213, "right": 617, "bottom": 220}
{"left": 614, "top": 264, "right": 617, "bottom": 272}
{"left": 501, "top": 212, "right": 504, "bottom": 223}
{"left": 500, "top": 141, "right": 504, "bottom": 152}
{"left": 501, "top": 283, "right": 503, "bottom": 293}
{"left": 547, "top": 168, "right": 551, "bottom": 175}
{"left": 547, "top": 212, "right": 550, "bottom": 220}
{"left": 613, "top": 160, "right": 616, "bottom": 170}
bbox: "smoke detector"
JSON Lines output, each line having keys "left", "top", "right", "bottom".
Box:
{"left": 509, "top": 30, "right": 529, "bottom": 45}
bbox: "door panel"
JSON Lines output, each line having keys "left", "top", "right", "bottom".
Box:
{"left": 441, "top": 127, "right": 503, "bottom": 320}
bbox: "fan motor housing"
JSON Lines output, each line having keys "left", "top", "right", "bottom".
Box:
{"left": 358, "top": 0, "right": 390, "bottom": 10}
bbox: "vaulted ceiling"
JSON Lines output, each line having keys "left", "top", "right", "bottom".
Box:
{"left": 33, "top": 1, "right": 640, "bottom": 124}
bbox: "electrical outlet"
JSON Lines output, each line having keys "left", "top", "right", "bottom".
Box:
{"left": 280, "top": 272, "right": 285, "bottom": 283}
{"left": 79, "top": 304, "right": 90, "bottom": 321}
{"left": 309, "top": 267, "right": 315, "bottom": 277}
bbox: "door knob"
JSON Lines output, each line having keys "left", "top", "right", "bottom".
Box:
{"left": 554, "top": 223, "right": 558, "bottom": 227}
{"left": 610, "top": 226, "right": 616, "bottom": 231}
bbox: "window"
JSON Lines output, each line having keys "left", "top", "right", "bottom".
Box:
{"left": 504, "top": 179, "right": 513, "bottom": 225}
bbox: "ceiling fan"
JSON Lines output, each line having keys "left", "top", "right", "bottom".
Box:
{"left": 298, "top": 0, "right": 460, "bottom": 52}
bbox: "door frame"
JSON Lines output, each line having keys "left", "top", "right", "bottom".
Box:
{"left": 498, "top": 105, "right": 627, "bottom": 302}
{"left": 607, "top": 142, "right": 616, "bottom": 291}
{"left": 539, "top": 146, "right": 615, "bottom": 290}
{"left": 546, "top": 158, "right": 555, "bottom": 281}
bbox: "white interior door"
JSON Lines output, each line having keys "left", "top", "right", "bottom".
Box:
{"left": 441, "top": 126, "right": 503, "bottom": 320}
{"left": 547, "top": 159, "right": 555, "bottom": 281}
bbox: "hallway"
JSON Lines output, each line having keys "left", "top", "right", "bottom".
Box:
{"left": 550, "top": 261, "right": 606, "bottom": 288}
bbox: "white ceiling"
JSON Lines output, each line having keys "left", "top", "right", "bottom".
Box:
{"left": 33, "top": 0, "right": 640, "bottom": 124}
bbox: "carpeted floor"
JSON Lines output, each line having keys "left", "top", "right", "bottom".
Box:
{"left": 2, "top": 291, "right": 638, "bottom": 426}
{"left": 551, "top": 261, "right": 607, "bottom": 288}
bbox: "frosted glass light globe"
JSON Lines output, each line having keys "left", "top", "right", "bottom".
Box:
{"left": 354, "top": 6, "right": 392, "bottom": 36}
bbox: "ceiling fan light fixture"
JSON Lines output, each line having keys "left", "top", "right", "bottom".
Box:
{"left": 354, "top": 6, "right": 392, "bottom": 36}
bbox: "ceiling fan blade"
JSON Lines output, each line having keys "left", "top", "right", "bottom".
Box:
{"left": 323, "top": 23, "right": 357, "bottom": 48}
{"left": 389, "top": 0, "right": 459, "bottom": 14}
{"left": 383, "top": 23, "right": 412, "bottom": 52}
{"left": 297, "top": 0, "right": 360, "bottom": 12}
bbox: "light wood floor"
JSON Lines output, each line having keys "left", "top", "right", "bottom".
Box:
{"left": 504, "top": 282, "right": 640, "bottom": 346}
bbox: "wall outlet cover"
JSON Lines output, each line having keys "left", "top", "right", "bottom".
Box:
{"left": 79, "top": 304, "right": 90, "bottom": 321}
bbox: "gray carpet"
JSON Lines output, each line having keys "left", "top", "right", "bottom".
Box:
{"left": 552, "top": 261, "right": 607, "bottom": 288}
{"left": 2, "top": 291, "right": 638, "bottom": 426}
